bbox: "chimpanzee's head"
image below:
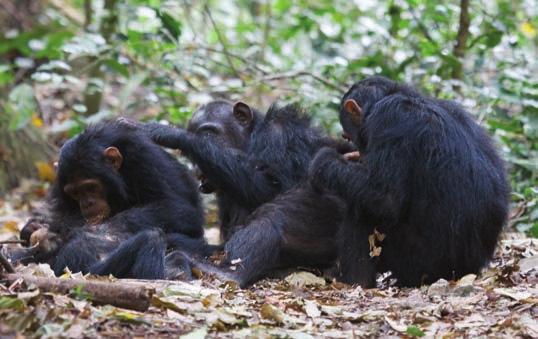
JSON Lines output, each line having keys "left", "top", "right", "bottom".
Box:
{"left": 54, "top": 125, "right": 130, "bottom": 225}
{"left": 188, "top": 100, "right": 262, "bottom": 151}
{"left": 187, "top": 100, "right": 263, "bottom": 194}
{"left": 339, "top": 76, "right": 402, "bottom": 150}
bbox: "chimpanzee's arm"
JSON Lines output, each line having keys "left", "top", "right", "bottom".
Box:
{"left": 108, "top": 199, "right": 204, "bottom": 237}
{"left": 145, "top": 123, "right": 282, "bottom": 208}
{"left": 319, "top": 137, "right": 357, "bottom": 154}
{"left": 309, "top": 147, "right": 368, "bottom": 202}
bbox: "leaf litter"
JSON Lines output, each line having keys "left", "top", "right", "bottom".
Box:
{"left": 0, "top": 182, "right": 537, "bottom": 337}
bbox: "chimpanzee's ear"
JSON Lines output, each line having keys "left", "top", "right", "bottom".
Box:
{"left": 343, "top": 99, "right": 363, "bottom": 125}
{"left": 233, "top": 101, "right": 254, "bottom": 126}
{"left": 103, "top": 147, "right": 123, "bottom": 170}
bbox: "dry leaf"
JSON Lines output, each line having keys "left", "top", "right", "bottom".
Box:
{"left": 304, "top": 300, "right": 321, "bottom": 318}
{"left": 2, "top": 220, "right": 19, "bottom": 233}
{"left": 34, "top": 161, "right": 56, "bottom": 182}
{"left": 285, "top": 271, "right": 326, "bottom": 288}
{"left": 260, "top": 303, "right": 284, "bottom": 323}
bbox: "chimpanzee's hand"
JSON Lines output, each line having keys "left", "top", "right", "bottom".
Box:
{"left": 334, "top": 139, "right": 357, "bottom": 155}
{"left": 343, "top": 151, "right": 361, "bottom": 161}
{"left": 20, "top": 218, "right": 49, "bottom": 247}
{"left": 116, "top": 117, "right": 142, "bottom": 130}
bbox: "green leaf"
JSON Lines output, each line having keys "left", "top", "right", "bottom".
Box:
{"left": 6, "top": 84, "right": 37, "bottom": 130}
{"left": 0, "top": 297, "right": 25, "bottom": 310}
{"left": 0, "top": 64, "right": 14, "bottom": 86}
{"left": 485, "top": 30, "right": 503, "bottom": 48}
{"left": 530, "top": 222, "right": 538, "bottom": 238}
{"left": 112, "top": 311, "right": 146, "bottom": 324}
{"left": 63, "top": 33, "right": 107, "bottom": 58}
{"left": 103, "top": 58, "right": 130, "bottom": 77}
{"left": 158, "top": 10, "right": 182, "bottom": 40}
{"left": 406, "top": 325, "right": 425, "bottom": 337}
{"left": 119, "top": 72, "right": 147, "bottom": 111}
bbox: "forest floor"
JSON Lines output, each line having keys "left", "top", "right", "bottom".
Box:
{"left": 0, "top": 180, "right": 537, "bottom": 338}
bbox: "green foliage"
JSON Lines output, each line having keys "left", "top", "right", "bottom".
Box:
{"left": 406, "top": 325, "right": 426, "bottom": 337}
{"left": 0, "top": 0, "right": 537, "bottom": 235}
{"left": 69, "top": 285, "right": 93, "bottom": 301}
{"left": 0, "top": 297, "right": 25, "bottom": 310}
{"left": 5, "top": 84, "right": 37, "bottom": 130}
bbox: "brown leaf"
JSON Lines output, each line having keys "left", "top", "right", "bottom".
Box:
{"left": 34, "top": 161, "right": 56, "bottom": 182}
{"left": 260, "top": 303, "right": 284, "bottom": 323}
{"left": 284, "top": 271, "right": 326, "bottom": 288}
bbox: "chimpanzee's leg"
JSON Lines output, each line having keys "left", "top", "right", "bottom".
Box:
{"left": 52, "top": 233, "right": 102, "bottom": 276}
{"left": 90, "top": 230, "right": 166, "bottom": 279}
{"left": 337, "top": 217, "right": 377, "bottom": 287}
{"left": 218, "top": 186, "right": 344, "bottom": 287}
{"left": 222, "top": 219, "right": 282, "bottom": 287}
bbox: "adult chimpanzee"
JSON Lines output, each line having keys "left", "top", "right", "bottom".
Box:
{"left": 309, "top": 76, "right": 510, "bottom": 287}
{"left": 13, "top": 122, "right": 205, "bottom": 279}
{"left": 142, "top": 100, "right": 351, "bottom": 241}
{"left": 137, "top": 101, "right": 353, "bottom": 286}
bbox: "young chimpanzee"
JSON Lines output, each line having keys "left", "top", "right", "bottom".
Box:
{"left": 13, "top": 122, "right": 205, "bottom": 279}
{"left": 309, "top": 76, "right": 510, "bottom": 287}
{"left": 138, "top": 101, "right": 353, "bottom": 286}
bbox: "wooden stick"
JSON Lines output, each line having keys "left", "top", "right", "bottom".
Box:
{"left": 0, "top": 250, "right": 15, "bottom": 273}
{"left": 0, "top": 240, "right": 25, "bottom": 244}
{"left": 1, "top": 273, "right": 154, "bottom": 312}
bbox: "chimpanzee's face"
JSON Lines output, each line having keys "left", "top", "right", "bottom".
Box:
{"left": 187, "top": 101, "right": 256, "bottom": 194}
{"left": 58, "top": 145, "right": 123, "bottom": 225}
{"left": 63, "top": 175, "right": 110, "bottom": 225}
{"left": 188, "top": 101, "right": 254, "bottom": 151}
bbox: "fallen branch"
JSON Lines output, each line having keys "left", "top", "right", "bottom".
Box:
{"left": 0, "top": 240, "right": 24, "bottom": 244}
{"left": 0, "top": 250, "right": 14, "bottom": 273}
{"left": 1, "top": 273, "right": 154, "bottom": 312}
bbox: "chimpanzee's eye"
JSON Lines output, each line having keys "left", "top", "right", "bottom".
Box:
{"left": 197, "top": 125, "right": 220, "bottom": 136}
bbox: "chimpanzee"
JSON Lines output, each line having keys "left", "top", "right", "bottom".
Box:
{"left": 309, "top": 76, "right": 510, "bottom": 287}
{"left": 136, "top": 102, "right": 354, "bottom": 286}
{"left": 141, "top": 100, "right": 351, "bottom": 241}
{"left": 12, "top": 122, "right": 205, "bottom": 279}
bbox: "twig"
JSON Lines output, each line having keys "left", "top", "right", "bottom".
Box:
{"left": 258, "top": 0, "right": 272, "bottom": 64}
{"left": 1, "top": 273, "right": 154, "bottom": 311}
{"left": 49, "top": 0, "right": 85, "bottom": 26}
{"left": 409, "top": 7, "right": 437, "bottom": 45}
{"left": 0, "top": 250, "right": 15, "bottom": 273}
{"left": 0, "top": 240, "right": 24, "bottom": 244}
{"left": 452, "top": 0, "right": 470, "bottom": 81}
{"left": 0, "top": 0, "right": 31, "bottom": 30}
{"left": 259, "top": 71, "right": 347, "bottom": 92}
{"left": 84, "top": 0, "right": 93, "bottom": 30}
{"left": 203, "top": 5, "right": 243, "bottom": 83}
{"left": 193, "top": 44, "right": 270, "bottom": 74}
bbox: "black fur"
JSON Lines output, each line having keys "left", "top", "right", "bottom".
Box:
{"left": 146, "top": 102, "right": 345, "bottom": 240}
{"left": 145, "top": 102, "right": 352, "bottom": 286}
{"left": 309, "top": 76, "right": 510, "bottom": 287}
{"left": 17, "top": 122, "right": 205, "bottom": 279}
